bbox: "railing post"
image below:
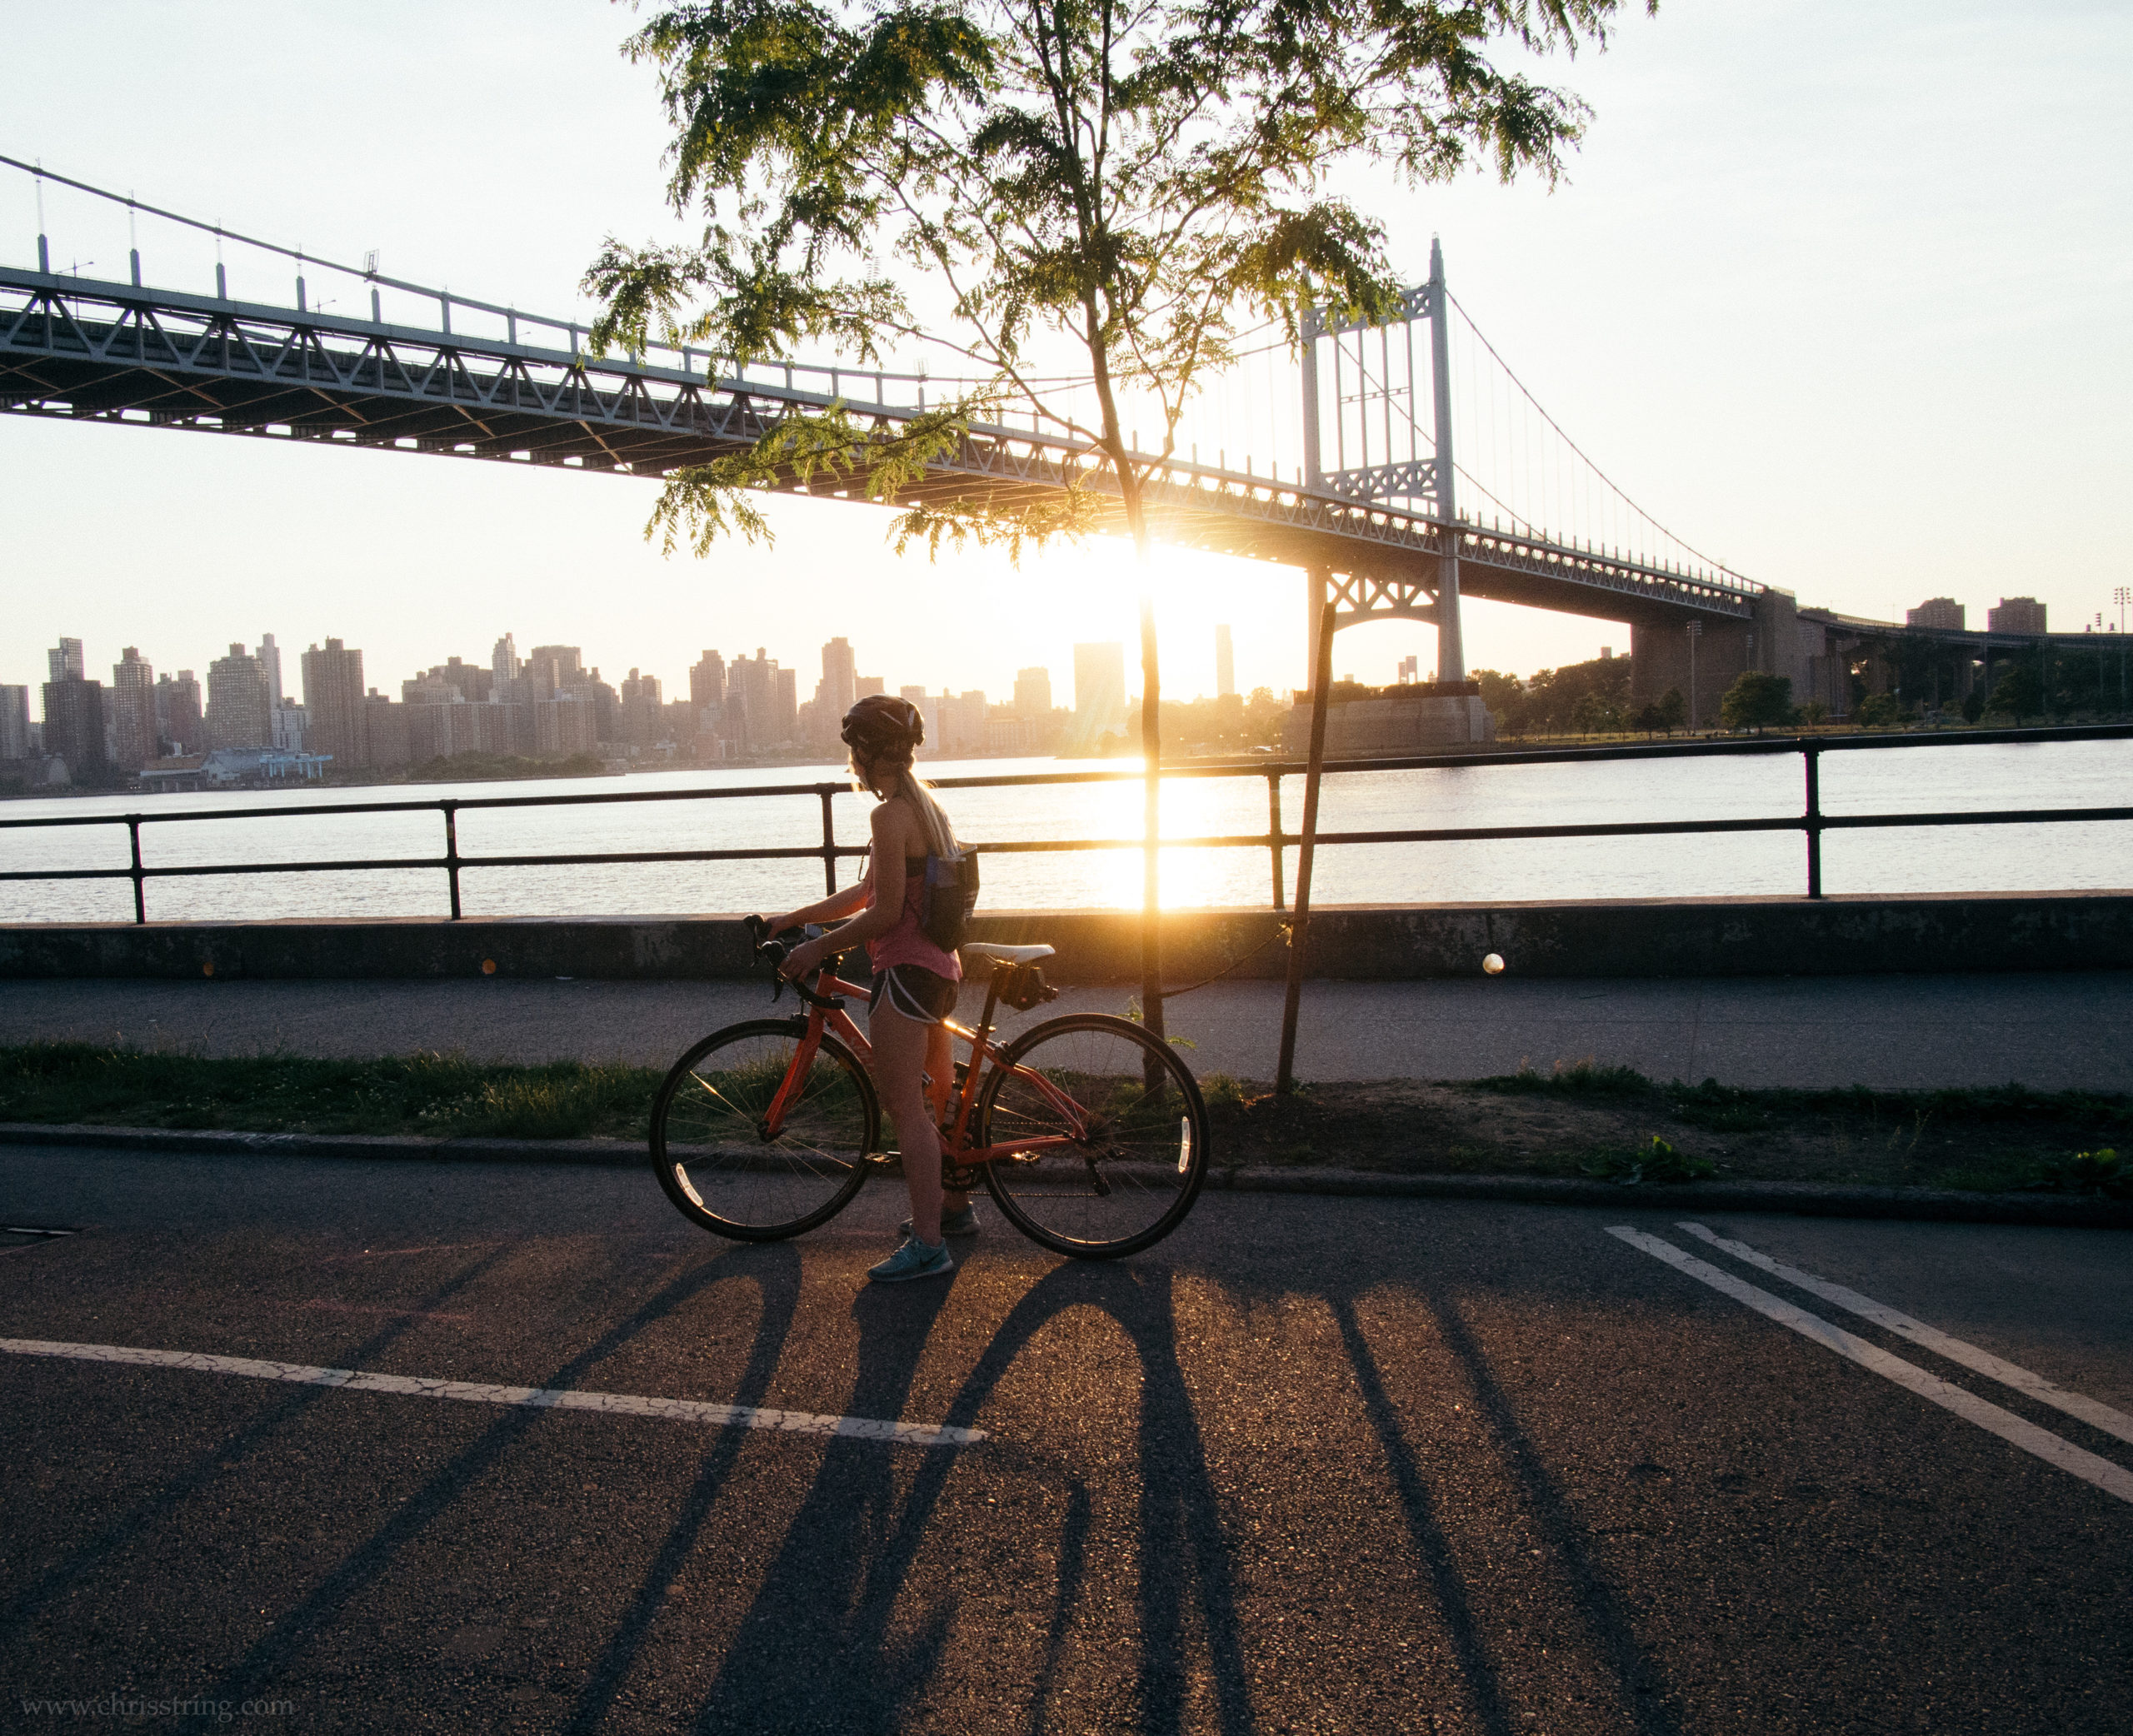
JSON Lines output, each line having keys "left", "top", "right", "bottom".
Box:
{"left": 820, "top": 788, "right": 838, "bottom": 895}
{"left": 442, "top": 802, "right": 463, "bottom": 920}
{"left": 1802, "top": 744, "right": 1823, "bottom": 900}
{"left": 127, "top": 816, "right": 146, "bottom": 924}
{"left": 1266, "top": 771, "right": 1286, "bottom": 910}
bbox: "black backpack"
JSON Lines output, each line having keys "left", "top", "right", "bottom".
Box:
{"left": 919, "top": 851, "right": 981, "bottom": 950}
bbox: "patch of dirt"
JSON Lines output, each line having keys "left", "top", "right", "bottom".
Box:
{"left": 1202, "top": 1078, "right": 2126, "bottom": 1190}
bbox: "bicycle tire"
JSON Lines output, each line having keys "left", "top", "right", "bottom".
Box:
{"left": 651, "top": 1018, "right": 878, "bottom": 1241}
{"left": 973, "top": 1013, "right": 1210, "bottom": 1260}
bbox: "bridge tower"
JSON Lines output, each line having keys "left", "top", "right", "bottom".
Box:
{"left": 1297, "top": 239, "right": 1484, "bottom": 742}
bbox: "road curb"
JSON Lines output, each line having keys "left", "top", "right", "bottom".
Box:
{"left": 1206, "top": 1167, "right": 2133, "bottom": 1228}
{"left": 0, "top": 1122, "right": 643, "bottom": 1167}
{"left": 1, "top": 1123, "right": 2126, "bottom": 1228}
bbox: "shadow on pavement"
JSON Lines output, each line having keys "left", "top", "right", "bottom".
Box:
{"left": 184, "top": 1238, "right": 804, "bottom": 1728}
{"left": 0, "top": 1240, "right": 521, "bottom": 1649}
{"left": 689, "top": 1259, "right": 1256, "bottom": 1736}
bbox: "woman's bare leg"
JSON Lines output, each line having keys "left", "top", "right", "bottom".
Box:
{"left": 870, "top": 1006, "right": 953, "bottom": 1244}
{"left": 927, "top": 1020, "right": 971, "bottom": 1216}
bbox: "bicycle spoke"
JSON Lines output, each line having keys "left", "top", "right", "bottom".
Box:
{"left": 653, "top": 1024, "right": 876, "bottom": 1239}
{"left": 977, "top": 1017, "right": 1206, "bottom": 1259}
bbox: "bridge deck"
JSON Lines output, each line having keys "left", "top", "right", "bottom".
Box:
{"left": 0, "top": 267, "right": 1756, "bottom": 624}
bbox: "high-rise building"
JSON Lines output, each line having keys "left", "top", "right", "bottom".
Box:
{"left": 689, "top": 650, "right": 727, "bottom": 710}
{"left": 302, "top": 637, "right": 367, "bottom": 767}
{"left": 206, "top": 643, "right": 272, "bottom": 750}
{"left": 1215, "top": 625, "right": 1235, "bottom": 699}
{"left": 155, "top": 671, "right": 203, "bottom": 755}
{"left": 855, "top": 674, "right": 884, "bottom": 701}
{"left": 620, "top": 667, "right": 665, "bottom": 747}
{"left": 1987, "top": 597, "right": 2047, "bottom": 634}
{"left": 773, "top": 666, "right": 798, "bottom": 742}
{"left": 527, "top": 645, "right": 584, "bottom": 683}
{"left": 820, "top": 637, "right": 857, "bottom": 719}
{"left": 1907, "top": 598, "right": 1965, "bottom": 631}
{"left": 110, "top": 646, "right": 159, "bottom": 771}
{"left": 41, "top": 653, "right": 109, "bottom": 783}
{"left": 272, "top": 703, "right": 307, "bottom": 753}
{"left": 492, "top": 632, "right": 522, "bottom": 682}
{"left": 0, "top": 685, "right": 31, "bottom": 761}
{"left": 1013, "top": 666, "right": 1052, "bottom": 717}
{"left": 257, "top": 634, "right": 284, "bottom": 710}
{"left": 726, "top": 651, "right": 771, "bottom": 751}
{"left": 1072, "top": 641, "right": 1128, "bottom": 748}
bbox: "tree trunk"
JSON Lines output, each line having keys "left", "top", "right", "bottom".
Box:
{"left": 1137, "top": 582, "right": 1163, "bottom": 1045}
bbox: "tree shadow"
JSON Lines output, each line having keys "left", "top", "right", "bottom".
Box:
{"left": 182, "top": 1238, "right": 804, "bottom": 1729}
{"left": 1320, "top": 1258, "right": 1683, "bottom": 1736}
{"left": 0, "top": 1240, "right": 520, "bottom": 1648}
{"left": 689, "top": 1258, "right": 1256, "bottom": 1736}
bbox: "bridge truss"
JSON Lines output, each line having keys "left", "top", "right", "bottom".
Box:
{"left": 0, "top": 262, "right": 1756, "bottom": 629}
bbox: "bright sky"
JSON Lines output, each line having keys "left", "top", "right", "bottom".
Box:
{"left": 3, "top": 1, "right": 2128, "bottom": 711}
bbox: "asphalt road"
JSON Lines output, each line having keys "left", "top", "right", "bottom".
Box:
{"left": 10, "top": 969, "right": 2133, "bottom": 1089}
{"left": 2, "top": 1145, "right": 2128, "bottom": 1734}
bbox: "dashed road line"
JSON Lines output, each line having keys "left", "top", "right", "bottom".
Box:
{"left": 1606, "top": 1227, "right": 2133, "bottom": 1505}
{"left": 0, "top": 1336, "right": 985, "bottom": 1449}
{"left": 1676, "top": 1220, "right": 2133, "bottom": 1448}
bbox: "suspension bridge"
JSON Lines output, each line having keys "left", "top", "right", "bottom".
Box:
{"left": 1, "top": 157, "right": 1837, "bottom": 729}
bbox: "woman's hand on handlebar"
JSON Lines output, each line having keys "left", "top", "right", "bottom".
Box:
{"left": 777, "top": 933, "right": 833, "bottom": 983}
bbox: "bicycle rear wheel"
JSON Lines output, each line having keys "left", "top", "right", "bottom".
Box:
{"left": 651, "top": 1019, "right": 877, "bottom": 1240}
{"left": 973, "top": 1014, "right": 1209, "bottom": 1260}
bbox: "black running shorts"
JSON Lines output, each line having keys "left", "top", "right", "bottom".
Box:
{"left": 867, "top": 963, "right": 959, "bottom": 1025}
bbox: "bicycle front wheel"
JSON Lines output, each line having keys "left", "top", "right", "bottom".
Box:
{"left": 651, "top": 1019, "right": 878, "bottom": 1240}
{"left": 974, "top": 1014, "right": 1210, "bottom": 1260}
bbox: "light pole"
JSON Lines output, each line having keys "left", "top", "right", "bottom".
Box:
{"left": 2116, "top": 587, "right": 2131, "bottom": 715}
{"left": 1686, "top": 620, "right": 1702, "bottom": 730}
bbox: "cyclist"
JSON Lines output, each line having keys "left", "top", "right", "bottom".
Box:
{"left": 764, "top": 695, "right": 972, "bottom": 1282}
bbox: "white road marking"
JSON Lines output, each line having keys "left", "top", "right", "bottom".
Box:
{"left": 0, "top": 1337, "right": 985, "bottom": 1449}
{"left": 1676, "top": 1221, "right": 2133, "bottom": 1449}
{"left": 1606, "top": 1228, "right": 2133, "bottom": 1506}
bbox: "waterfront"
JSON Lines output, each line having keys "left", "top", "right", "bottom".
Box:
{"left": 2, "top": 738, "right": 2128, "bottom": 925}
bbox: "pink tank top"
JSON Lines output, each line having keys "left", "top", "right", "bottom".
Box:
{"left": 866, "top": 856, "right": 963, "bottom": 980}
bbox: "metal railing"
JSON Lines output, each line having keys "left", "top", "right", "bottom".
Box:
{"left": 2, "top": 724, "right": 2130, "bottom": 925}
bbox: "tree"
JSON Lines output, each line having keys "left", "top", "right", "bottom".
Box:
{"left": 1719, "top": 671, "right": 1793, "bottom": 733}
{"left": 1656, "top": 686, "right": 1687, "bottom": 732}
{"left": 1986, "top": 663, "right": 2042, "bottom": 721}
{"left": 590, "top": 0, "right": 1651, "bottom": 1032}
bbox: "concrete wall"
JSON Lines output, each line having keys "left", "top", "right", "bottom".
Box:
{"left": 3, "top": 893, "right": 2128, "bottom": 983}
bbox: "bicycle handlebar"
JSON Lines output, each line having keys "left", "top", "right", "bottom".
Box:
{"left": 744, "top": 913, "right": 848, "bottom": 1011}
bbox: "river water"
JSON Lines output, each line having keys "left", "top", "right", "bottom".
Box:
{"left": 2, "top": 740, "right": 2126, "bottom": 925}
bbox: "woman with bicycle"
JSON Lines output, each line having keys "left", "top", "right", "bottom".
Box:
{"left": 765, "top": 695, "right": 973, "bottom": 1283}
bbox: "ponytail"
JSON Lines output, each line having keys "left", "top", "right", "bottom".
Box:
{"left": 852, "top": 751, "right": 959, "bottom": 858}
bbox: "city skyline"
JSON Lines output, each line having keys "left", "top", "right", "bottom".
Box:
{"left": 3, "top": 3, "right": 2126, "bottom": 726}
{"left": 7, "top": 621, "right": 1185, "bottom": 783}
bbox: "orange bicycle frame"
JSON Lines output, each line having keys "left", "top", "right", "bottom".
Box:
{"left": 762, "top": 960, "right": 1088, "bottom": 1165}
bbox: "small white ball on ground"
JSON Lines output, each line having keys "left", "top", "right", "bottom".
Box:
{"left": 1482, "top": 952, "right": 1506, "bottom": 975}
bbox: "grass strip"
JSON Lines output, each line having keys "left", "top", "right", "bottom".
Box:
{"left": 2, "top": 1045, "right": 2127, "bottom": 1197}
{"left": 0, "top": 1044, "right": 662, "bottom": 1142}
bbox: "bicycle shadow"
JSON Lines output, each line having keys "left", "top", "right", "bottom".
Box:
{"left": 667, "top": 1236, "right": 1684, "bottom": 1736}
{"left": 687, "top": 1256, "right": 1253, "bottom": 1736}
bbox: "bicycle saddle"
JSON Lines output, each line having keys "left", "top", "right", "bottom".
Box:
{"left": 961, "top": 942, "right": 1055, "bottom": 964}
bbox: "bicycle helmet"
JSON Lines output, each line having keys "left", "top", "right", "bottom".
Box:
{"left": 840, "top": 693, "right": 925, "bottom": 761}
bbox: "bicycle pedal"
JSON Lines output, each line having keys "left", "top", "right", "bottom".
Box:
{"left": 941, "top": 1160, "right": 984, "bottom": 1192}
